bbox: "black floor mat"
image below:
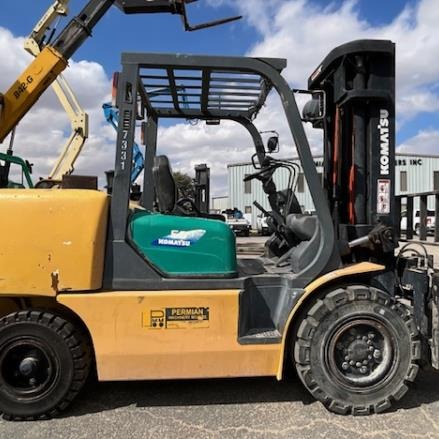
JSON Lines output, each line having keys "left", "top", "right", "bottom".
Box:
{"left": 237, "top": 258, "right": 266, "bottom": 276}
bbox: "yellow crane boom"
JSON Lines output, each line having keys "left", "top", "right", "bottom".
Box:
{"left": 0, "top": 0, "right": 241, "bottom": 146}
{"left": 24, "top": 0, "right": 89, "bottom": 183}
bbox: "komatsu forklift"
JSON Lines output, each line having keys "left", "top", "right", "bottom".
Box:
{"left": 0, "top": 36, "right": 438, "bottom": 420}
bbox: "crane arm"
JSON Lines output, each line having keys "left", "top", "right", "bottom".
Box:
{"left": 24, "top": 0, "right": 70, "bottom": 54}
{"left": 46, "top": 74, "right": 89, "bottom": 179}
{"left": 0, "top": 0, "right": 113, "bottom": 144}
{"left": 24, "top": 0, "right": 89, "bottom": 181}
{"left": 0, "top": 0, "right": 241, "bottom": 144}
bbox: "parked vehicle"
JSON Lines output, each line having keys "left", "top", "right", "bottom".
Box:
{"left": 222, "top": 208, "right": 251, "bottom": 236}
{"left": 256, "top": 214, "right": 270, "bottom": 235}
{"left": 400, "top": 209, "right": 436, "bottom": 235}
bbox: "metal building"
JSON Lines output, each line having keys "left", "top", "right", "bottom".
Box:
{"left": 228, "top": 153, "right": 439, "bottom": 228}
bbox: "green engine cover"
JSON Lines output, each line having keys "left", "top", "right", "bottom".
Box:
{"left": 130, "top": 211, "right": 237, "bottom": 277}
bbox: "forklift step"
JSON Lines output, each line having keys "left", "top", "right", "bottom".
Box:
{"left": 239, "top": 329, "right": 282, "bottom": 345}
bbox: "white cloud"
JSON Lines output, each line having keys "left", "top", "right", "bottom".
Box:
{"left": 162, "top": 0, "right": 439, "bottom": 195}
{"left": 0, "top": 26, "right": 114, "bottom": 185}
{"left": 398, "top": 129, "right": 439, "bottom": 155}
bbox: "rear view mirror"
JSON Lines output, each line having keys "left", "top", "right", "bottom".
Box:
{"left": 25, "top": 160, "right": 33, "bottom": 174}
{"left": 293, "top": 89, "right": 326, "bottom": 127}
{"left": 267, "top": 136, "right": 279, "bottom": 153}
{"left": 259, "top": 130, "right": 280, "bottom": 154}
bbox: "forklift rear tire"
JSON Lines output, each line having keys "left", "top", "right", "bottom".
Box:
{"left": 294, "top": 286, "right": 420, "bottom": 415}
{"left": 0, "top": 310, "right": 91, "bottom": 420}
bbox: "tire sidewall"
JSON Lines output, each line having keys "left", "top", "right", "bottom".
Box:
{"left": 309, "top": 300, "right": 412, "bottom": 406}
{"left": 294, "top": 287, "right": 419, "bottom": 414}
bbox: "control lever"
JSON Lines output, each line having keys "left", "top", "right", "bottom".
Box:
{"left": 253, "top": 200, "right": 270, "bottom": 217}
{"left": 348, "top": 224, "right": 396, "bottom": 253}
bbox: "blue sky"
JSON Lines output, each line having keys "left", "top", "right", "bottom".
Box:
{"left": 0, "top": 1, "right": 414, "bottom": 66}
{"left": 1, "top": 0, "right": 435, "bottom": 142}
{"left": 0, "top": 0, "right": 438, "bottom": 193}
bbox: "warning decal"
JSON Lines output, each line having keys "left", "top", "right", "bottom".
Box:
{"left": 143, "top": 307, "right": 210, "bottom": 330}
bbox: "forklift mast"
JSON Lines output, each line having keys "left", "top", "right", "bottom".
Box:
{"left": 194, "top": 163, "right": 210, "bottom": 214}
{"left": 307, "top": 40, "right": 396, "bottom": 244}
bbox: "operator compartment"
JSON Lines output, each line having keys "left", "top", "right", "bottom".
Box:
{"left": 0, "top": 189, "right": 109, "bottom": 295}
{"left": 130, "top": 211, "right": 237, "bottom": 277}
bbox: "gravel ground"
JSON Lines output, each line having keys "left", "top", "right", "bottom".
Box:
{"left": 1, "top": 370, "right": 439, "bottom": 439}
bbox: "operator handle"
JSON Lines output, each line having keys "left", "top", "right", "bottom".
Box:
{"left": 253, "top": 200, "right": 270, "bottom": 217}
{"left": 348, "top": 235, "right": 371, "bottom": 249}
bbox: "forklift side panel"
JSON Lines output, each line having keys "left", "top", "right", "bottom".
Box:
{"left": 58, "top": 290, "right": 280, "bottom": 380}
{"left": 0, "top": 189, "right": 108, "bottom": 295}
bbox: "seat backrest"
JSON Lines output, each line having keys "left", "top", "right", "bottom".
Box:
{"left": 286, "top": 214, "right": 317, "bottom": 241}
{"left": 285, "top": 214, "right": 321, "bottom": 274}
{"left": 152, "top": 156, "right": 177, "bottom": 213}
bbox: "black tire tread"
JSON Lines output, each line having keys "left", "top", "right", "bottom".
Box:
{"left": 0, "top": 310, "right": 91, "bottom": 421}
{"left": 294, "top": 286, "right": 420, "bottom": 415}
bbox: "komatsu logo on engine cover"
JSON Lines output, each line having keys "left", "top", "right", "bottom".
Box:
{"left": 378, "top": 109, "right": 390, "bottom": 176}
{"left": 152, "top": 229, "right": 206, "bottom": 248}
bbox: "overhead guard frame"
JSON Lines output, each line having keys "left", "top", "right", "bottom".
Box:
{"left": 104, "top": 51, "right": 339, "bottom": 290}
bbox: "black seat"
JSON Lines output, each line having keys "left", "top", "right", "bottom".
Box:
{"left": 152, "top": 155, "right": 224, "bottom": 221}
{"left": 152, "top": 156, "right": 177, "bottom": 213}
{"left": 285, "top": 214, "right": 321, "bottom": 273}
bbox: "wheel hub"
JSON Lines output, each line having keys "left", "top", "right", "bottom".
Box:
{"left": 18, "top": 357, "right": 39, "bottom": 377}
{"left": 328, "top": 319, "right": 395, "bottom": 388}
{"left": 0, "top": 339, "right": 55, "bottom": 396}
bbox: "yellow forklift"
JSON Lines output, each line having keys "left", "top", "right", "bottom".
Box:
{"left": 0, "top": 3, "right": 436, "bottom": 420}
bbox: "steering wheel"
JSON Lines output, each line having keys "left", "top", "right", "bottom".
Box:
{"left": 176, "top": 197, "right": 201, "bottom": 216}
{"left": 243, "top": 164, "right": 278, "bottom": 183}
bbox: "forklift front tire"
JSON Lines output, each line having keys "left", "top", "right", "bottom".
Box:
{"left": 294, "top": 286, "right": 420, "bottom": 415}
{"left": 0, "top": 310, "right": 91, "bottom": 420}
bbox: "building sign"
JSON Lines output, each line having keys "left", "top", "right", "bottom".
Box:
{"left": 396, "top": 159, "right": 423, "bottom": 166}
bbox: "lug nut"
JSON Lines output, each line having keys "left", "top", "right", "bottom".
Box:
{"left": 363, "top": 360, "right": 368, "bottom": 365}
{"left": 356, "top": 362, "right": 362, "bottom": 368}
{"left": 342, "top": 362, "right": 349, "bottom": 370}
{"left": 350, "top": 360, "right": 355, "bottom": 366}
{"left": 368, "top": 333, "right": 375, "bottom": 339}
{"left": 373, "top": 349, "right": 382, "bottom": 359}
{"left": 360, "top": 366, "right": 368, "bottom": 374}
